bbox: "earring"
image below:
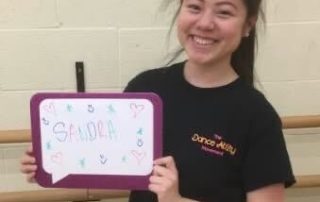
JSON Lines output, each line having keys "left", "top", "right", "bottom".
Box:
{"left": 245, "top": 32, "right": 250, "bottom": 37}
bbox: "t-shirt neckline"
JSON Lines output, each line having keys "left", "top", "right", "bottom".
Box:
{"left": 177, "top": 61, "right": 242, "bottom": 92}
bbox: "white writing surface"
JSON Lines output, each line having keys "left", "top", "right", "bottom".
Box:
{"left": 39, "top": 98, "right": 154, "bottom": 184}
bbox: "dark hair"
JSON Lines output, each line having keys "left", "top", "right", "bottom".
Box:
{"left": 162, "top": 0, "right": 264, "bottom": 87}
{"left": 232, "top": 0, "right": 264, "bottom": 86}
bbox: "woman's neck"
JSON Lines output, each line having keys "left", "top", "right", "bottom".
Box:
{"left": 184, "top": 60, "right": 239, "bottom": 88}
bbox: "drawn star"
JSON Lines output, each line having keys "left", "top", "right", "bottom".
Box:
{"left": 79, "top": 158, "right": 86, "bottom": 168}
{"left": 107, "top": 104, "right": 116, "bottom": 113}
{"left": 122, "top": 156, "right": 127, "bottom": 163}
{"left": 137, "top": 128, "right": 143, "bottom": 135}
{"left": 42, "top": 118, "right": 49, "bottom": 126}
{"left": 67, "top": 104, "right": 72, "bottom": 112}
{"left": 46, "top": 141, "right": 51, "bottom": 150}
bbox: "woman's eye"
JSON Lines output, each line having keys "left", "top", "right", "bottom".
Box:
{"left": 187, "top": 4, "right": 201, "bottom": 13}
{"left": 217, "top": 10, "right": 233, "bottom": 18}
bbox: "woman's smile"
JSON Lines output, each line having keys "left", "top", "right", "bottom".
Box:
{"left": 191, "top": 35, "right": 219, "bottom": 46}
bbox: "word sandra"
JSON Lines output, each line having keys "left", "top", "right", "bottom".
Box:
{"left": 192, "top": 133, "right": 237, "bottom": 156}
{"left": 52, "top": 120, "right": 117, "bottom": 143}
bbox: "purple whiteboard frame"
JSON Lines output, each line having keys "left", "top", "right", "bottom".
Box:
{"left": 30, "top": 92, "right": 162, "bottom": 190}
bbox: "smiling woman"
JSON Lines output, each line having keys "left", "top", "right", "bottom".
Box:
{"left": 178, "top": 0, "right": 251, "bottom": 71}
{"left": 125, "top": 0, "right": 295, "bottom": 201}
{"left": 163, "top": 0, "right": 263, "bottom": 87}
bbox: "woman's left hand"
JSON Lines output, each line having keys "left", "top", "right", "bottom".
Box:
{"left": 148, "top": 156, "right": 182, "bottom": 202}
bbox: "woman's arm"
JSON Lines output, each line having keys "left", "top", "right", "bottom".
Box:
{"left": 247, "top": 183, "right": 285, "bottom": 202}
{"left": 149, "top": 156, "right": 199, "bottom": 202}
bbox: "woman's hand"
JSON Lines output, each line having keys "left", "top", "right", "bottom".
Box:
{"left": 148, "top": 156, "right": 182, "bottom": 202}
{"left": 20, "top": 144, "right": 37, "bottom": 183}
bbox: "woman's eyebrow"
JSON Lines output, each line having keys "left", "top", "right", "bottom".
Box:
{"left": 184, "top": 0, "right": 204, "bottom": 3}
{"left": 215, "top": 1, "right": 237, "bottom": 9}
{"left": 186, "top": 0, "right": 204, "bottom": 2}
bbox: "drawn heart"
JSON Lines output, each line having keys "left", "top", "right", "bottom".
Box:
{"left": 131, "top": 150, "right": 146, "bottom": 164}
{"left": 130, "top": 103, "right": 144, "bottom": 118}
{"left": 51, "top": 152, "right": 63, "bottom": 165}
{"left": 43, "top": 102, "right": 56, "bottom": 115}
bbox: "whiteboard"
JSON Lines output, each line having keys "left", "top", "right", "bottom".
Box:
{"left": 30, "top": 93, "right": 162, "bottom": 190}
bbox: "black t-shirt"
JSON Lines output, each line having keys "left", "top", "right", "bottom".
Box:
{"left": 125, "top": 62, "right": 295, "bottom": 202}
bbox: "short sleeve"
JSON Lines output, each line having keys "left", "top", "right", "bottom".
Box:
{"left": 242, "top": 100, "right": 296, "bottom": 191}
{"left": 123, "top": 68, "right": 162, "bottom": 93}
{"left": 123, "top": 75, "right": 143, "bottom": 92}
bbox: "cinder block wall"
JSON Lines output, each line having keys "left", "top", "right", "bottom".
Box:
{"left": 0, "top": 0, "right": 319, "bottom": 201}
{"left": 257, "top": 0, "right": 320, "bottom": 116}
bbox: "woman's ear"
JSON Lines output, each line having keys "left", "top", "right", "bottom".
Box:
{"left": 243, "top": 16, "right": 257, "bottom": 37}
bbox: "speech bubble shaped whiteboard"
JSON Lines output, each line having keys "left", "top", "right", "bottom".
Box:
{"left": 30, "top": 93, "right": 162, "bottom": 190}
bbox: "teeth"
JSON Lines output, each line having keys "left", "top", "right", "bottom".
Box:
{"left": 193, "top": 36, "right": 215, "bottom": 45}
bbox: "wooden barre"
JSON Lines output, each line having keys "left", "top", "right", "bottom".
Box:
{"left": 282, "top": 115, "right": 320, "bottom": 129}
{"left": 0, "top": 175, "right": 319, "bottom": 202}
{"left": 0, "top": 115, "right": 319, "bottom": 144}
{"left": 0, "top": 189, "right": 129, "bottom": 202}
{"left": 0, "top": 130, "right": 31, "bottom": 143}
{"left": 294, "top": 175, "right": 320, "bottom": 188}
{"left": 88, "top": 189, "right": 130, "bottom": 200}
{"left": 0, "top": 189, "right": 87, "bottom": 202}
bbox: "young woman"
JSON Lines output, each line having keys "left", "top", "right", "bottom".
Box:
{"left": 21, "top": 0, "right": 295, "bottom": 201}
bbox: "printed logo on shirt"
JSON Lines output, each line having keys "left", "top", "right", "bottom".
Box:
{"left": 191, "top": 133, "right": 237, "bottom": 157}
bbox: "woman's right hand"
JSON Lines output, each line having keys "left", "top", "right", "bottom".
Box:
{"left": 20, "top": 144, "right": 37, "bottom": 183}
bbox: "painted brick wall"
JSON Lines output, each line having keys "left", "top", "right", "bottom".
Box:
{"left": 257, "top": 0, "right": 320, "bottom": 116}
{"left": 0, "top": 0, "right": 319, "bottom": 201}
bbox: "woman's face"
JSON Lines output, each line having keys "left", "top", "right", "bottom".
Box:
{"left": 177, "top": 0, "right": 253, "bottom": 66}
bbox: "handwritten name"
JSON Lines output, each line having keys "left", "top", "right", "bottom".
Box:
{"left": 52, "top": 120, "right": 117, "bottom": 143}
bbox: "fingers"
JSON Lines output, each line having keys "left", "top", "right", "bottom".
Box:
{"left": 20, "top": 156, "right": 37, "bottom": 183}
{"left": 20, "top": 144, "right": 37, "bottom": 183}
{"left": 149, "top": 156, "right": 178, "bottom": 188}
{"left": 149, "top": 160, "right": 178, "bottom": 191}
{"left": 153, "top": 156, "right": 178, "bottom": 174}
{"left": 150, "top": 175, "right": 169, "bottom": 186}
{"left": 149, "top": 156, "right": 181, "bottom": 201}
{"left": 21, "top": 144, "right": 36, "bottom": 165}
{"left": 20, "top": 154, "right": 36, "bottom": 164}
{"left": 149, "top": 174, "right": 174, "bottom": 195}
{"left": 148, "top": 181, "right": 165, "bottom": 193}
{"left": 152, "top": 165, "right": 177, "bottom": 181}
{"left": 26, "top": 172, "right": 36, "bottom": 183}
{"left": 20, "top": 164, "right": 37, "bottom": 174}
{"left": 26, "top": 144, "right": 33, "bottom": 154}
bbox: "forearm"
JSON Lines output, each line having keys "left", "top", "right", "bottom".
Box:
{"left": 179, "top": 197, "right": 199, "bottom": 202}
{"left": 247, "top": 184, "right": 285, "bottom": 202}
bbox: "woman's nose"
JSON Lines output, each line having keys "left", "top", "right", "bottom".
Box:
{"left": 196, "top": 12, "right": 215, "bottom": 31}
